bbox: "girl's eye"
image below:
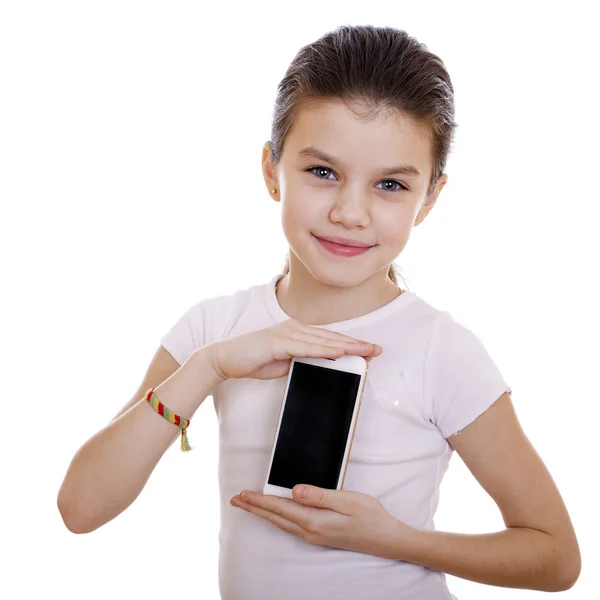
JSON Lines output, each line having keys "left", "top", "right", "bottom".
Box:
{"left": 305, "top": 166, "right": 408, "bottom": 193}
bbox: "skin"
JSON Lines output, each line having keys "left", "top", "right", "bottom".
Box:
{"left": 261, "top": 97, "right": 448, "bottom": 326}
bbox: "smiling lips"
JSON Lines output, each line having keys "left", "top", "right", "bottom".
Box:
{"left": 313, "top": 234, "right": 375, "bottom": 257}
{"left": 316, "top": 235, "right": 373, "bottom": 248}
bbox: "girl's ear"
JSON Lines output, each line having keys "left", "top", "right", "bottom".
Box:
{"left": 415, "top": 174, "right": 448, "bottom": 226}
{"left": 431, "top": 173, "right": 448, "bottom": 204}
{"left": 262, "top": 142, "right": 279, "bottom": 196}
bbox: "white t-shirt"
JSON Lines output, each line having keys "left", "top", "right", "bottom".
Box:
{"left": 160, "top": 273, "right": 512, "bottom": 600}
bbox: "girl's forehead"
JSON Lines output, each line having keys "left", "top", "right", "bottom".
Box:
{"left": 286, "top": 101, "right": 433, "bottom": 173}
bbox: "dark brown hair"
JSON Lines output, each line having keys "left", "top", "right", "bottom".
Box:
{"left": 268, "top": 24, "right": 458, "bottom": 289}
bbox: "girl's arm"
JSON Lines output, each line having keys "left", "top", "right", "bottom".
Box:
{"left": 57, "top": 344, "right": 222, "bottom": 534}
{"left": 391, "top": 391, "right": 581, "bottom": 592}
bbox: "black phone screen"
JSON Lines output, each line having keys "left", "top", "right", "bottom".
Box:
{"left": 267, "top": 361, "right": 362, "bottom": 490}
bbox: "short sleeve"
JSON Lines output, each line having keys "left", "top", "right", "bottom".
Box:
{"left": 160, "top": 304, "right": 203, "bottom": 366}
{"left": 159, "top": 291, "right": 241, "bottom": 366}
{"left": 424, "top": 311, "right": 512, "bottom": 439}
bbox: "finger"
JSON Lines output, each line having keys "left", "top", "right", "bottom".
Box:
{"left": 281, "top": 338, "right": 345, "bottom": 358}
{"left": 330, "top": 335, "right": 382, "bottom": 355}
{"left": 288, "top": 340, "right": 375, "bottom": 359}
{"left": 231, "top": 495, "right": 312, "bottom": 539}
{"left": 365, "top": 346, "right": 383, "bottom": 361}
{"left": 281, "top": 340, "right": 343, "bottom": 359}
{"left": 293, "top": 331, "right": 375, "bottom": 352}
{"left": 296, "top": 322, "right": 377, "bottom": 347}
{"left": 292, "top": 338, "right": 381, "bottom": 360}
{"left": 239, "top": 492, "right": 320, "bottom": 530}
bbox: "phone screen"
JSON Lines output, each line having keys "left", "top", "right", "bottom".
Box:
{"left": 267, "top": 361, "right": 362, "bottom": 490}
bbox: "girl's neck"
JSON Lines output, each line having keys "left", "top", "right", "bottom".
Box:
{"left": 274, "top": 273, "right": 402, "bottom": 326}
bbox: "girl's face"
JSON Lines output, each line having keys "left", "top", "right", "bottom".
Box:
{"left": 263, "top": 98, "right": 447, "bottom": 289}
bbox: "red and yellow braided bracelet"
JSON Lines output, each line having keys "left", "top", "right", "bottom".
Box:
{"left": 144, "top": 388, "right": 192, "bottom": 452}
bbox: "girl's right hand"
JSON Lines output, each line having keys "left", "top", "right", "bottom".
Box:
{"left": 206, "top": 318, "right": 383, "bottom": 383}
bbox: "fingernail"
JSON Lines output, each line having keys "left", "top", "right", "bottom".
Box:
{"left": 295, "top": 485, "right": 308, "bottom": 499}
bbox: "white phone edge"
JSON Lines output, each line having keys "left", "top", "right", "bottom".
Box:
{"left": 262, "top": 353, "right": 368, "bottom": 498}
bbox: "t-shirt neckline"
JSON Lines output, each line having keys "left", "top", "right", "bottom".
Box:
{"left": 265, "top": 273, "right": 417, "bottom": 329}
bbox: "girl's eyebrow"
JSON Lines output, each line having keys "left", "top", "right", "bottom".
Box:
{"left": 298, "top": 145, "right": 421, "bottom": 177}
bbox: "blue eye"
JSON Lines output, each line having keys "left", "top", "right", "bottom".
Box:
{"left": 305, "top": 166, "right": 408, "bottom": 193}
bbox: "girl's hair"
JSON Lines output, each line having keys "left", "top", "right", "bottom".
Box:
{"left": 269, "top": 24, "right": 458, "bottom": 290}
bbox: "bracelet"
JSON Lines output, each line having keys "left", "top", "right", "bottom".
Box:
{"left": 144, "top": 388, "right": 192, "bottom": 452}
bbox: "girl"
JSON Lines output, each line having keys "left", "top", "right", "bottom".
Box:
{"left": 58, "top": 24, "right": 580, "bottom": 599}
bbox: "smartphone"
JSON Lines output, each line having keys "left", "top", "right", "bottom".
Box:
{"left": 263, "top": 353, "right": 368, "bottom": 499}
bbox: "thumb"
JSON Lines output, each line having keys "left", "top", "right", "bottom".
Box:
{"left": 293, "top": 484, "right": 354, "bottom": 511}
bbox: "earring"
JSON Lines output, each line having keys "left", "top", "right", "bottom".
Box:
{"left": 272, "top": 188, "right": 277, "bottom": 194}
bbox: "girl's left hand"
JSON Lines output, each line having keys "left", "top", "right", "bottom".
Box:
{"left": 230, "top": 484, "right": 414, "bottom": 560}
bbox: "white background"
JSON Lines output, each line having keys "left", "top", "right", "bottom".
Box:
{"left": 1, "top": 1, "right": 597, "bottom": 598}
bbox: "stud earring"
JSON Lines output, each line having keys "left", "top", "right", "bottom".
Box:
{"left": 272, "top": 188, "right": 277, "bottom": 194}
